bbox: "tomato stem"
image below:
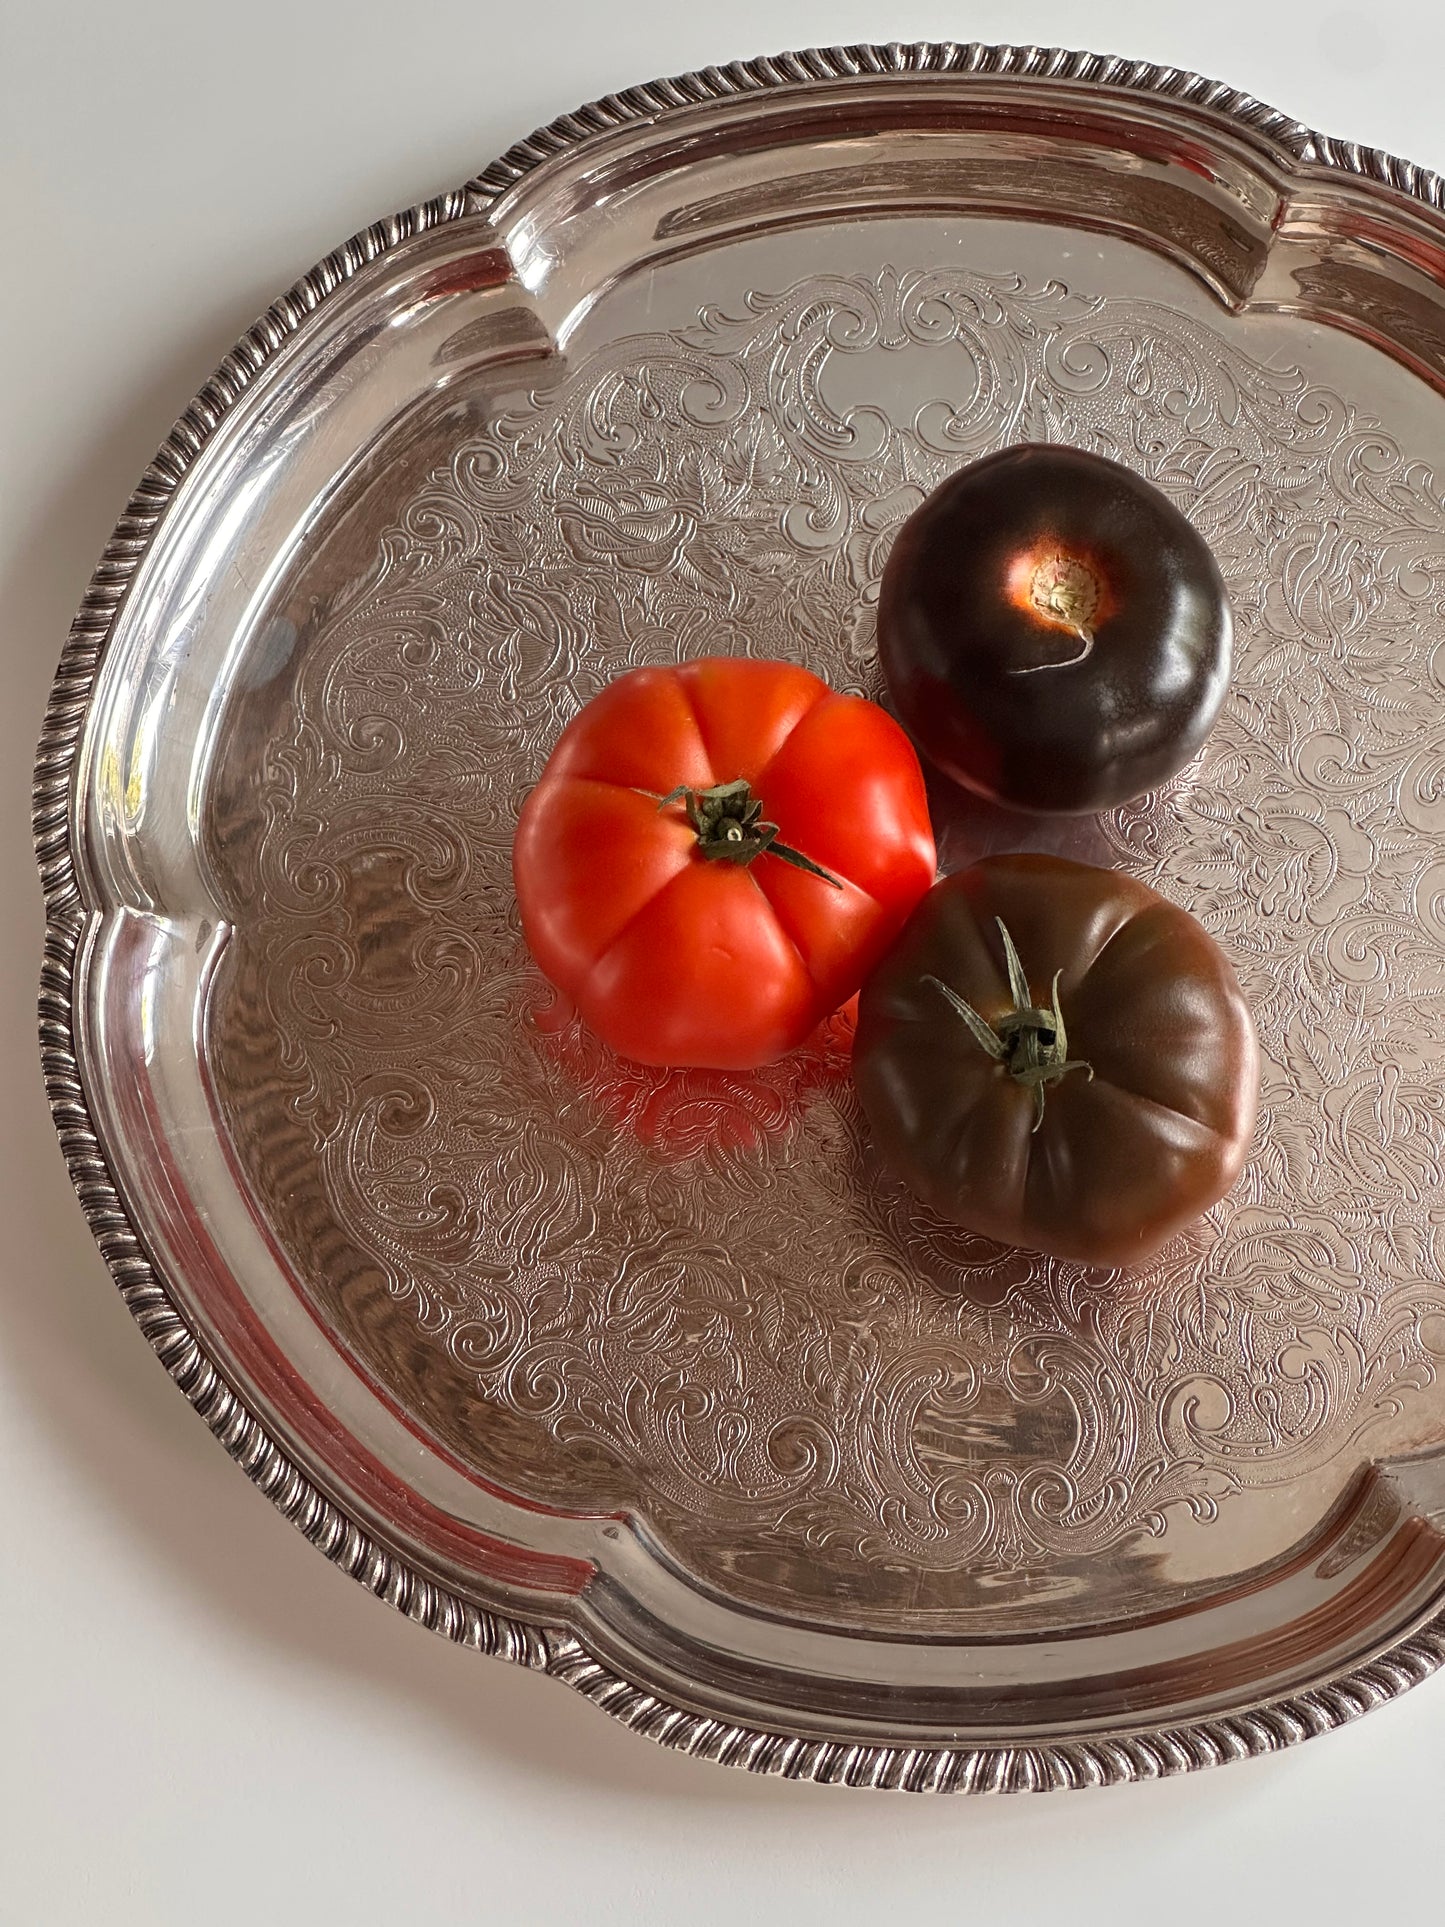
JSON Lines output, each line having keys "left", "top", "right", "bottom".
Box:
{"left": 657, "top": 780, "right": 842, "bottom": 887}
{"left": 1008, "top": 551, "right": 1100, "bottom": 673}
{"left": 924, "top": 917, "right": 1093, "bottom": 1130}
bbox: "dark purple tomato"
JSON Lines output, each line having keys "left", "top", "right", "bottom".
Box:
{"left": 853, "top": 855, "right": 1259, "bottom": 1269}
{"left": 877, "top": 444, "right": 1232, "bottom": 814}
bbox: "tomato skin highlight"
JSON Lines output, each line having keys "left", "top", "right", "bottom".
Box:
{"left": 877, "top": 444, "right": 1232, "bottom": 815}
{"left": 853, "top": 855, "right": 1259, "bottom": 1267}
{"left": 514, "top": 658, "right": 937, "bottom": 1069}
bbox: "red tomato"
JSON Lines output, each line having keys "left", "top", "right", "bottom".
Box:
{"left": 514, "top": 658, "right": 937, "bottom": 1068}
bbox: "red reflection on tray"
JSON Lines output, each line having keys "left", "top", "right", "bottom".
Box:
{"left": 529, "top": 978, "right": 856, "bottom": 1158}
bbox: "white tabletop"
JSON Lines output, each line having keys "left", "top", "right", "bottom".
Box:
{"left": 6, "top": 2, "right": 1445, "bottom": 1919}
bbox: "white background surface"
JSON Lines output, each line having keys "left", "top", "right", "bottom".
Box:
{"left": 5, "top": 2, "right": 1445, "bottom": 1920}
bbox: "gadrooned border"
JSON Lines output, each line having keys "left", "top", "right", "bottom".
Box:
{"left": 33, "top": 41, "right": 1445, "bottom": 1792}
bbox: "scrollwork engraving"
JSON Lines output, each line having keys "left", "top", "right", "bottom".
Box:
{"left": 211, "top": 265, "right": 1445, "bottom": 1613}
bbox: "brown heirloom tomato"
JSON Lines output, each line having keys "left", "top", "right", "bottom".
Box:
{"left": 515, "top": 658, "right": 936, "bottom": 1070}
{"left": 877, "top": 444, "right": 1232, "bottom": 813}
{"left": 854, "top": 855, "right": 1258, "bottom": 1267}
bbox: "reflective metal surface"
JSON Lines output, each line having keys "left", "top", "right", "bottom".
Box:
{"left": 38, "top": 44, "right": 1445, "bottom": 1788}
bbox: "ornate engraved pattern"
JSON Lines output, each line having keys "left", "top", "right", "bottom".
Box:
{"left": 209, "top": 263, "right": 1445, "bottom": 1616}
{"left": 35, "top": 48, "right": 1445, "bottom": 1783}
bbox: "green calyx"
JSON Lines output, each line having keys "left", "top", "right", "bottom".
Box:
{"left": 925, "top": 917, "right": 1093, "bottom": 1131}
{"left": 658, "top": 780, "right": 841, "bottom": 887}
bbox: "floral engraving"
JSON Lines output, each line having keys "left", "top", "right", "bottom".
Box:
{"left": 210, "top": 266, "right": 1445, "bottom": 1612}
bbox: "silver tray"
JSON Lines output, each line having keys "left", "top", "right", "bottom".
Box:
{"left": 37, "top": 42, "right": 1445, "bottom": 1792}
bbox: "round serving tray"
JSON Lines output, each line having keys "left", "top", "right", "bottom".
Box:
{"left": 36, "top": 42, "right": 1445, "bottom": 1791}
